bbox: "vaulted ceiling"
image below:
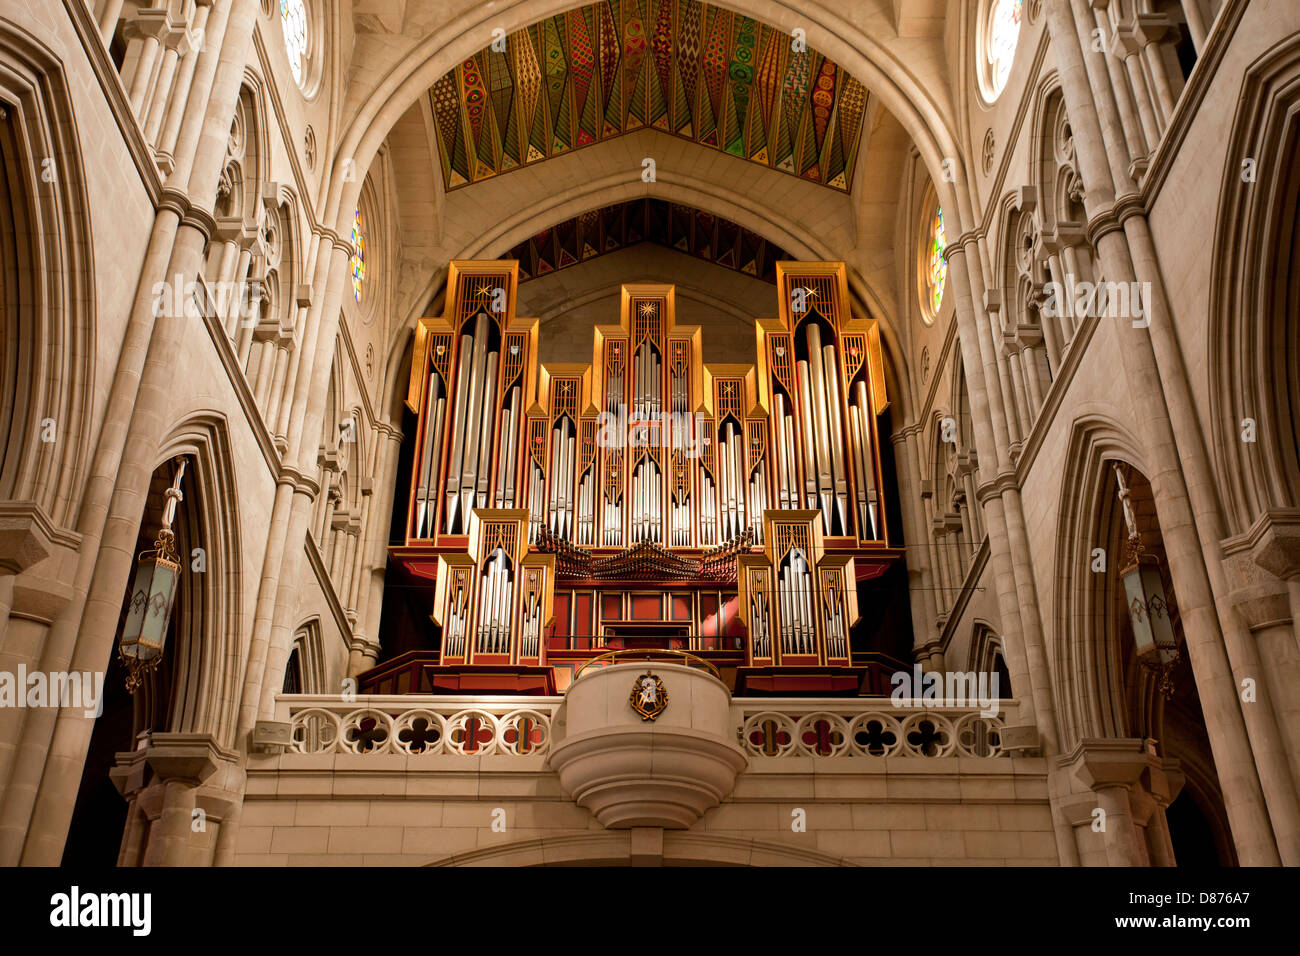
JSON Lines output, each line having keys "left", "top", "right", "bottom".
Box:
{"left": 428, "top": 0, "right": 872, "bottom": 192}
{"left": 503, "top": 199, "right": 793, "bottom": 282}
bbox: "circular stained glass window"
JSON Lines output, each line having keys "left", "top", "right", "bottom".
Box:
{"left": 281, "top": 0, "right": 309, "bottom": 88}
{"left": 925, "top": 206, "right": 947, "bottom": 317}
{"left": 986, "top": 0, "right": 1024, "bottom": 99}
{"left": 350, "top": 207, "right": 365, "bottom": 304}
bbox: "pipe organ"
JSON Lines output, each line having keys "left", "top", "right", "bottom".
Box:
{"left": 388, "top": 261, "right": 898, "bottom": 695}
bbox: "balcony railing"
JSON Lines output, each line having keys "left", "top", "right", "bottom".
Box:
{"left": 277, "top": 694, "right": 1009, "bottom": 760}
{"left": 732, "top": 698, "right": 1009, "bottom": 758}
{"left": 280, "top": 695, "right": 562, "bottom": 757}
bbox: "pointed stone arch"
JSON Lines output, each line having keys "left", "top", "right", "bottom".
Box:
{"left": 1051, "top": 412, "right": 1152, "bottom": 748}
{"left": 1209, "top": 33, "right": 1300, "bottom": 537}
{"left": 151, "top": 413, "right": 245, "bottom": 750}
{"left": 0, "top": 19, "right": 96, "bottom": 531}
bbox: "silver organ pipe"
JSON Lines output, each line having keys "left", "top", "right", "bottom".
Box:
{"left": 796, "top": 358, "right": 820, "bottom": 517}
{"left": 821, "top": 341, "right": 851, "bottom": 535}
{"left": 576, "top": 435, "right": 596, "bottom": 547}
{"left": 456, "top": 312, "right": 492, "bottom": 531}
{"left": 446, "top": 580, "right": 466, "bottom": 658}
{"left": 474, "top": 350, "right": 500, "bottom": 510}
{"left": 750, "top": 587, "right": 770, "bottom": 659}
{"left": 772, "top": 393, "right": 791, "bottom": 511}
{"left": 521, "top": 591, "right": 540, "bottom": 659}
{"left": 698, "top": 414, "right": 717, "bottom": 547}
{"left": 822, "top": 580, "right": 846, "bottom": 659}
{"left": 444, "top": 327, "right": 475, "bottom": 532}
{"left": 496, "top": 385, "right": 521, "bottom": 508}
{"left": 528, "top": 459, "right": 544, "bottom": 543}
{"left": 414, "top": 368, "right": 446, "bottom": 538}
{"left": 548, "top": 417, "right": 576, "bottom": 539}
{"left": 748, "top": 427, "right": 766, "bottom": 543}
{"left": 477, "top": 549, "right": 513, "bottom": 653}
{"left": 852, "top": 379, "right": 879, "bottom": 538}
{"left": 804, "top": 324, "right": 836, "bottom": 534}
{"left": 779, "top": 548, "right": 816, "bottom": 655}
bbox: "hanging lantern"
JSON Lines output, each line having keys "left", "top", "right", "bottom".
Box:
{"left": 1114, "top": 464, "right": 1178, "bottom": 697}
{"left": 119, "top": 459, "right": 186, "bottom": 693}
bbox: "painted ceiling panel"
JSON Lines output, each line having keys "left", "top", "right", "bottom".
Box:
{"left": 429, "top": 0, "right": 869, "bottom": 192}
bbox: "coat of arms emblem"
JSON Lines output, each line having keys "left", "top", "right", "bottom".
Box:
{"left": 629, "top": 673, "right": 668, "bottom": 721}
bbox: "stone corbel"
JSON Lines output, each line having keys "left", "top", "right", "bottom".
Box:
{"left": 1114, "top": 12, "right": 1172, "bottom": 54}
{"left": 214, "top": 214, "right": 257, "bottom": 246}
{"left": 1224, "top": 509, "right": 1300, "bottom": 583}
{"left": 0, "top": 501, "right": 64, "bottom": 575}
{"left": 317, "top": 445, "right": 342, "bottom": 474}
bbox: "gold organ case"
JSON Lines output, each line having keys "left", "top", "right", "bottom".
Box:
{"left": 379, "top": 260, "right": 901, "bottom": 695}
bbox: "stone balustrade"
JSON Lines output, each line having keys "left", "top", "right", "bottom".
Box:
{"left": 277, "top": 694, "right": 1009, "bottom": 760}
{"left": 733, "top": 698, "right": 1009, "bottom": 759}
{"left": 281, "top": 694, "right": 562, "bottom": 757}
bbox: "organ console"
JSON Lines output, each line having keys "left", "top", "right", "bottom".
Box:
{"left": 383, "top": 260, "right": 900, "bottom": 695}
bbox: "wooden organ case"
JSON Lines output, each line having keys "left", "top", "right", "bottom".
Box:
{"left": 381, "top": 261, "right": 900, "bottom": 696}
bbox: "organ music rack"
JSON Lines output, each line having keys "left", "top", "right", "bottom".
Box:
{"left": 381, "top": 260, "right": 901, "bottom": 695}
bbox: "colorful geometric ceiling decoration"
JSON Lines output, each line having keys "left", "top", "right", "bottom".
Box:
{"left": 429, "top": 0, "right": 870, "bottom": 192}
{"left": 502, "top": 199, "right": 792, "bottom": 283}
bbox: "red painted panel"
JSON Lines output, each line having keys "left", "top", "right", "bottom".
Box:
{"left": 602, "top": 593, "right": 622, "bottom": 620}
{"left": 631, "top": 594, "right": 662, "bottom": 620}
{"left": 552, "top": 592, "right": 571, "bottom": 637}
{"left": 700, "top": 593, "right": 719, "bottom": 637}
{"left": 573, "top": 593, "right": 592, "bottom": 637}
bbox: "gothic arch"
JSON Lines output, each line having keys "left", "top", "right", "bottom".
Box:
{"left": 288, "top": 616, "right": 327, "bottom": 694}
{"left": 0, "top": 19, "right": 95, "bottom": 530}
{"left": 1209, "top": 33, "right": 1300, "bottom": 535}
{"left": 152, "top": 413, "right": 245, "bottom": 750}
{"left": 1052, "top": 413, "right": 1152, "bottom": 748}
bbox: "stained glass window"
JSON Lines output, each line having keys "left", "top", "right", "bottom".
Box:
{"left": 987, "top": 0, "right": 1024, "bottom": 97}
{"left": 281, "top": 0, "right": 309, "bottom": 87}
{"left": 927, "top": 206, "right": 947, "bottom": 314}
{"left": 350, "top": 207, "right": 365, "bottom": 304}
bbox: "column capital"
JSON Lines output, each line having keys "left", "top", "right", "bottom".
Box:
{"left": 1065, "top": 737, "right": 1182, "bottom": 803}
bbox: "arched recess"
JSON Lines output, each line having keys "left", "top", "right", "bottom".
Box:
{"left": 1209, "top": 34, "right": 1300, "bottom": 536}
{"left": 1052, "top": 414, "right": 1153, "bottom": 746}
{"left": 424, "top": 830, "right": 849, "bottom": 866}
{"left": 150, "top": 414, "right": 245, "bottom": 749}
{"left": 64, "top": 414, "right": 243, "bottom": 864}
{"left": 1052, "top": 413, "right": 1232, "bottom": 864}
{"left": 0, "top": 20, "right": 96, "bottom": 530}
{"left": 286, "top": 617, "right": 327, "bottom": 694}
{"left": 968, "top": 620, "right": 1013, "bottom": 700}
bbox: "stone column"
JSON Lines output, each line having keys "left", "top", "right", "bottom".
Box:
{"left": 1067, "top": 738, "right": 1182, "bottom": 866}
{"left": 1042, "top": 0, "right": 1290, "bottom": 866}
{"left": 11, "top": 0, "right": 261, "bottom": 867}
{"left": 1223, "top": 514, "right": 1300, "bottom": 800}
{"left": 351, "top": 422, "right": 404, "bottom": 675}
{"left": 110, "top": 733, "right": 229, "bottom": 867}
